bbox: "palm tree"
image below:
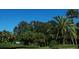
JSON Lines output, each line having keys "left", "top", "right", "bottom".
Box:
{"left": 66, "top": 9, "right": 79, "bottom": 18}
{"left": 66, "top": 9, "right": 79, "bottom": 45}
{"left": 50, "top": 16, "right": 77, "bottom": 45}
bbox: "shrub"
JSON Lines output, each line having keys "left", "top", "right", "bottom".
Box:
{"left": 49, "top": 40, "right": 58, "bottom": 49}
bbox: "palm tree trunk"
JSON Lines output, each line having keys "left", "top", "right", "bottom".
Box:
{"left": 56, "top": 29, "right": 60, "bottom": 40}
{"left": 71, "top": 38, "right": 75, "bottom": 45}
{"left": 63, "top": 38, "right": 65, "bottom": 44}
{"left": 56, "top": 32, "right": 59, "bottom": 40}
{"left": 62, "top": 30, "right": 65, "bottom": 45}
{"left": 75, "top": 38, "right": 77, "bottom": 45}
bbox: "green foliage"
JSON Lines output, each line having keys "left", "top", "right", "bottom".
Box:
{"left": 66, "top": 9, "right": 79, "bottom": 18}
{"left": 0, "top": 9, "right": 79, "bottom": 49}
{"left": 49, "top": 40, "right": 58, "bottom": 49}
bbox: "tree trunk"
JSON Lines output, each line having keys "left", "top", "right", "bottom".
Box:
{"left": 56, "top": 30, "right": 59, "bottom": 41}
{"left": 71, "top": 38, "right": 75, "bottom": 45}
{"left": 63, "top": 38, "right": 65, "bottom": 45}
{"left": 75, "top": 38, "right": 77, "bottom": 45}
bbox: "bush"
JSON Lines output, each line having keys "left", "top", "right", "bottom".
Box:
{"left": 49, "top": 40, "right": 58, "bottom": 49}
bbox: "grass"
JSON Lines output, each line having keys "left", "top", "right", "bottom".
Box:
{"left": 49, "top": 44, "right": 78, "bottom": 49}
{"left": 38, "top": 46, "right": 50, "bottom": 49}
{"left": 0, "top": 42, "right": 78, "bottom": 49}
{"left": 0, "top": 42, "right": 39, "bottom": 49}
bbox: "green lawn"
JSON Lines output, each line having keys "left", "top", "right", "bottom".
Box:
{"left": 49, "top": 44, "right": 78, "bottom": 49}
{"left": 0, "top": 42, "right": 78, "bottom": 49}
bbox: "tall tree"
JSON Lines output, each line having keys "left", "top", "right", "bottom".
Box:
{"left": 66, "top": 9, "right": 79, "bottom": 18}
{"left": 50, "top": 16, "right": 77, "bottom": 45}
{"left": 13, "top": 21, "right": 31, "bottom": 35}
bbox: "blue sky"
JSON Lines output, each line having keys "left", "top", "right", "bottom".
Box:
{"left": 0, "top": 9, "right": 79, "bottom": 32}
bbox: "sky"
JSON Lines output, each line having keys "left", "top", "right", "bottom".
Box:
{"left": 0, "top": 9, "right": 79, "bottom": 32}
